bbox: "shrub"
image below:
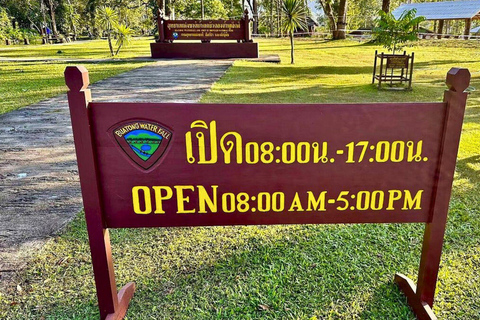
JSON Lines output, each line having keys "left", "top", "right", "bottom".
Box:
{"left": 373, "top": 9, "right": 425, "bottom": 54}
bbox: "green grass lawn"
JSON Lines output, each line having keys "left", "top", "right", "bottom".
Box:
{"left": 0, "top": 37, "right": 154, "bottom": 114}
{"left": 0, "top": 36, "right": 154, "bottom": 59}
{"left": 0, "top": 38, "right": 479, "bottom": 319}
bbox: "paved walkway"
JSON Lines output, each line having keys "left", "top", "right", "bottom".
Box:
{"left": 0, "top": 60, "right": 232, "bottom": 288}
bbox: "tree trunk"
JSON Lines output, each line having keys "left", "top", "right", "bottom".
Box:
{"left": 270, "top": 0, "right": 274, "bottom": 35}
{"left": 66, "top": 0, "right": 77, "bottom": 39}
{"left": 115, "top": 44, "right": 122, "bottom": 56}
{"left": 381, "top": 0, "right": 390, "bottom": 13}
{"left": 87, "top": 0, "right": 99, "bottom": 37}
{"left": 157, "top": 0, "right": 165, "bottom": 15}
{"left": 253, "top": 0, "right": 258, "bottom": 34}
{"left": 464, "top": 18, "right": 472, "bottom": 40}
{"left": 318, "top": 0, "right": 337, "bottom": 38}
{"left": 334, "top": 0, "right": 347, "bottom": 40}
{"left": 167, "top": 0, "right": 172, "bottom": 19}
{"left": 304, "top": 0, "right": 309, "bottom": 34}
{"left": 44, "top": 0, "right": 58, "bottom": 35}
{"left": 107, "top": 33, "right": 114, "bottom": 56}
{"left": 437, "top": 19, "right": 444, "bottom": 39}
{"left": 277, "top": 0, "right": 281, "bottom": 36}
{"left": 290, "top": 31, "right": 294, "bottom": 64}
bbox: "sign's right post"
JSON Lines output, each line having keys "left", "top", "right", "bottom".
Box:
{"left": 395, "top": 68, "right": 471, "bottom": 320}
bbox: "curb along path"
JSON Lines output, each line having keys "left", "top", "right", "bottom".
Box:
{"left": 0, "top": 59, "right": 233, "bottom": 289}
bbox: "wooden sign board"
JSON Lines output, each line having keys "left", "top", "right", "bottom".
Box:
{"left": 164, "top": 20, "right": 246, "bottom": 41}
{"left": 387, "top": 55, "right": 410, "bottom": 69}
{"left": 65, "top": 66, "right": 470, "bottom": 320}
{"left": 151, "top": 9, "right": 258, "bottom": 59}
{"left": 372, "top": 51, "right": 414, "bottom": 90}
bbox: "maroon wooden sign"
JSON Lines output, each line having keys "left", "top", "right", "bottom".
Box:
{"left": 65, "top": 66, "right": 470, "bottom": 320}
{"left": 151, "top": 10, "right": 258, "bottom": 59}
{"left": 387, "top": 55, "right": 410, "bottom": 69}
{"left": 163, "top": 19, "right": 246, "bottom": 41}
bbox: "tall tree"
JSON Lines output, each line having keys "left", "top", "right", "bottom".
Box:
{"left": 245, "top": 0, "right": 258, "bottom": 34}
{"left": 172, "top": 0, "right": 229, "bottom": 19}
{"left": 382, "top": 0, "right": 390, "bottom": 13}
{"left": 43, "top": 0, "right": 59, "bottom": 35}
{"left": 281, "top": 0, "right": 307, "bottom": 64}
{"left": 317, "top": 0, "right": 348, "bottom": 40}
{"left": 64, "top": 0, "right": 79, "bottom": 38}
{"left": 335, "top": 0, "right": 347, "bottom": 39}
{"left": 97, "top": 6, "right": 118, "bottom": 56}
{"left": 1, "top": 0, "right": 42, "bottom": 31}
{"left": 86, "top": 0, "right": 100, "bottom": 36}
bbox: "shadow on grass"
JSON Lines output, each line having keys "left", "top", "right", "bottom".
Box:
{"left": 463, "top": 106, "right": 480, "bottom": 125}
{"left": 259, "top": 40, "right": 368, "bottom": 52}
{"left": 3, "top": 221, "right": 427, "bottom": 319}
{"left": 415, "top": 60, "right": 480, "bottom": 69}
{"left": 358, "top": 282, "right": 416, "bottom": 320}
{"left": 210, "top": 62, "right": 460, "bottom": 105}
{"left": 230, "top": 65, "right": 375, "bottom": 79}
{"left": 207, "top": 80, "right": 443, "bottom": 105}
{"left": 5, "top": 147, "right": 478, "bottom": 320}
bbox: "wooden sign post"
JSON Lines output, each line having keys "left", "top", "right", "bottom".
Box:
{"left": 151, "top": 9, "right": 258, "bottom": 59}
{"left": 65, "top": 66, "right": 470, "bottom": 320}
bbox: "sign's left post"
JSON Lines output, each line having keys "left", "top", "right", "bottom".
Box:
{"left": 64, "top": 66, "right": 135, "bottom": 320}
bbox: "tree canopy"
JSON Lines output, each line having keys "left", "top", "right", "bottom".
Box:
{"left": 0, "top": 0, "right": 441, "bottom": 41}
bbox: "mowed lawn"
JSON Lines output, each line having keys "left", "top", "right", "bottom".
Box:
{"left": 0, "top": 38, "right": 479, "bottom": 319}
{"left": 0, "top": 37, "right": 155, "bottom": 114}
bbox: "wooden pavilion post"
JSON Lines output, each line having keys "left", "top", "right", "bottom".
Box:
{"left": 464, "top": 18, "right": 472, "bottom": 39}
{"left": 65, "top": 66, "right": 135, "bottom": 320}
{"left": 437, "top": 20, "right": 444, "bottom": 39}
{"left": 395, "top": 68, "right": 470, "bottom": 320}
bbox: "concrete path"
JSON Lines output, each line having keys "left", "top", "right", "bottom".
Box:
{"left": 0, "top": 59, "right": 232, "bottom": 288}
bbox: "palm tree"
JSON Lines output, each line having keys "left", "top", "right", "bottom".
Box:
{"left": 115, "top": 24, "right": 134, "bottom": 56}
{"left": 281, "top": 0, "right": 307, "bottom": 64}
{"left": 97, "top": 6, "right": 118, "bottom": 56}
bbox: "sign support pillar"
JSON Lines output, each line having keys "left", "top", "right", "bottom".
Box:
{"left": 394, "top": 68, "right": 470, "bottom": 320}
{"left": 65, "top": 66, "right": 135, "bottom": 320}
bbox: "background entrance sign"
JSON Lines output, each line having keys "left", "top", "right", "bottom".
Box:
{"left": 163, "top": 20, "right": 245, "bottom": 41}
{"left": 65, "top": 66, "right": 470, "bottom": 320}
{"left": 150, "top": 10, "right": 258, "bottom": 59}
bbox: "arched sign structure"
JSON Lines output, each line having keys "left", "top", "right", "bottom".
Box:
{"left": 65, "top": 66, "right": 470, "bottom": 320}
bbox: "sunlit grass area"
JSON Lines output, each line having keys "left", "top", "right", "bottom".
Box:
{"left": 0, "top": 36, "right": 154, "bottom": 59}
{"left": 0, "top": 37, "right": 155, "bottom": 114}
{"left": 203, "top": 38, "right": 480, "bottom": 105}
{"left": 0, "top": 38, "right": 479, "bottom": 319}
{"left": 0, "top": 61, "right": 152, "bottom": 114}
